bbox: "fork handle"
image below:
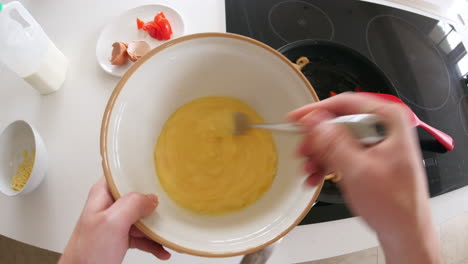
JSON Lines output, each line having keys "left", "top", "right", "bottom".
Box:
{"left": 252, "top": 123, "right": 301, "bottom": 132}
{"left": 252, "top": 114, "right": 385, "bottom": 145}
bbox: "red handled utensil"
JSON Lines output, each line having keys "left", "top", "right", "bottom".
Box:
{"left": 362, "top": 92, "right": 454, "bottom": 151}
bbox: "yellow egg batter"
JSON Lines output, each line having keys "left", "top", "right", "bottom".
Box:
{"left": 154, "top": 96, "right": 277, "bottom": 215}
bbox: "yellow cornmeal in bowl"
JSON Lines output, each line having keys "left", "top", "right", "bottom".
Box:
{"left": 11, "top": 149, "right": 35, "bottom": 192}
{"left": 154, "top": 96, "right": 278, "bottom": 215}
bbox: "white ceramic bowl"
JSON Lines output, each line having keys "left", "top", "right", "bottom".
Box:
{"left": 101, "top": 33, "right": 322, "bottom": 257}
{"left": 0, "top": 120, "right": 48, "bottom": 196}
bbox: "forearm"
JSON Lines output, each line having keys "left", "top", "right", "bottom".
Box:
{"left": 378, "top": 218, "right": 442, "bottom": 264}
{"left": 58, "top": 228, "right": 87, "bottom": 264}
{"left": 58, "top": 243, "right": 81, "bottom": 264}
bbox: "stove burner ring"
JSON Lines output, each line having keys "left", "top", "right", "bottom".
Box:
{"left": 268, "top": 0, "right": 334, "bottom": 43}
{"left": 366, "top": 15, "right": 451, "bottom": 111}
{"left": 459, "top": 95, "right": 468, "bottom": 136}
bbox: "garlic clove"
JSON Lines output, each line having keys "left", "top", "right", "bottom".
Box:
{"left": 127, "top": 41, "right": 151, "bottom": 62}
{"left": 110, "top": 42, "right": 129, "bottom": 65}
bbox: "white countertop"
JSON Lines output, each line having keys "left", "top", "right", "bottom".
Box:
{"left": 1, "top": 0, "right": 467, "bottom": 263}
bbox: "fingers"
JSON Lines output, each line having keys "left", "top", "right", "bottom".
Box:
{"left": 306, "top": 170, "right": 326, "bottom": 186}
{"left": 297, "top": 110, "right": 336, "bottom": 156}
{"left": 85, "top": 177, "right": 114, "bottom": 213}
{"left": 291, "top": 92, "right": 411, "bottom": 162}
{"left": 301, "top": 153, "right": 328, "bottom": 186}
{"left": 371, "top": 103, "right": 411, "bottom": 141}
{"left": 106, "top": 193, "right": 158, "bottom": 231}
{"left": 303, "top": 119, "right": 364, "bottom": 177}
{"left": 129, "top": 226, "right": 171, "bottom": 260}
{"left": 295, "top": 101, "right": 363, "bottom": 185}
{"left": 290, "top": 92, "right": 410, "bottom": 142}
{"left": 288, "top": 92, "right": 386, "bottom": 121}
{"left": 129, "top": 237, "right": 171, "bottom": 260}
{"left": 303, "top": 159, "right": 318, "bottom": 174}
{"left": 130, "top": 226, "right": 147, "bottom": 238}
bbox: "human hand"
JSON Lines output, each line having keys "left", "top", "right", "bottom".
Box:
{"left": 59, "top": 178, "right": 171, "bottom": 264}
{"left": 289, "top": 93, "right": 442, "bottom": 264}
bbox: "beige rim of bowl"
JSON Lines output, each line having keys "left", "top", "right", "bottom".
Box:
{"left": 100, "top": 32, "right": 324, "bottom": 257}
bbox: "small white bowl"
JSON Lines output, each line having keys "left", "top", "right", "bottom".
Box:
{"left": 0, "top": 120, "right": 48, "bottom": 196}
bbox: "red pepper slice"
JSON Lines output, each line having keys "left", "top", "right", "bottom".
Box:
{"left": 142, "top": 21, "right": 158, "bottom": 32}
{"left": 355, "top": 86, "right": 362, "bottom": 92}
{"left": 157, "top": 19, "right": 172, "bottom": 40}
{"left": 329, "top": 91, "right": 337, "bottom": 97}
{"left": 136, "top": 18, "right": 145, "bottom": 30}
{"left": 138, "top": 12, "right": 173, "bottom": 40}
{"left": 154, "top": 12, "right": 172, "bottom": 39}
{"left": 147, "top": 22, "right": 162, "bottom": 40}
{"left": 154, "top": 12, "right": 167, "bottom": 23}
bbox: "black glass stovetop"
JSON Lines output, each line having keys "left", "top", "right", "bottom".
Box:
{"left": 225, "top": 0, "right": 468, "bottom": 224}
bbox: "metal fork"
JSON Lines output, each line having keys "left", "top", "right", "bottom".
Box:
{"left": 233, "top": 112, "right": 386, "bottom": 145}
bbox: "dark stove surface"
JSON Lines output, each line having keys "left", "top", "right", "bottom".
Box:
{"left": 226, "top": 0, "right": 468, "bottom": 224}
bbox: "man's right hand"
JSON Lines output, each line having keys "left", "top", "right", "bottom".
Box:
{"left": 289, "top": 93, "right": 442, "bottom": 264}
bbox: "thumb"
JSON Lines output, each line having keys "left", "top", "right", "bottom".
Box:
{"left": 107, "top": 193, "right": 158, "bottom": 230}
{"left": 306, "top": 121, "right": 364, "bottom": 175}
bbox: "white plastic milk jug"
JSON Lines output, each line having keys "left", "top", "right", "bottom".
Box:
{"left": 0, "top": 1, "right": 68, "bottom": 94}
